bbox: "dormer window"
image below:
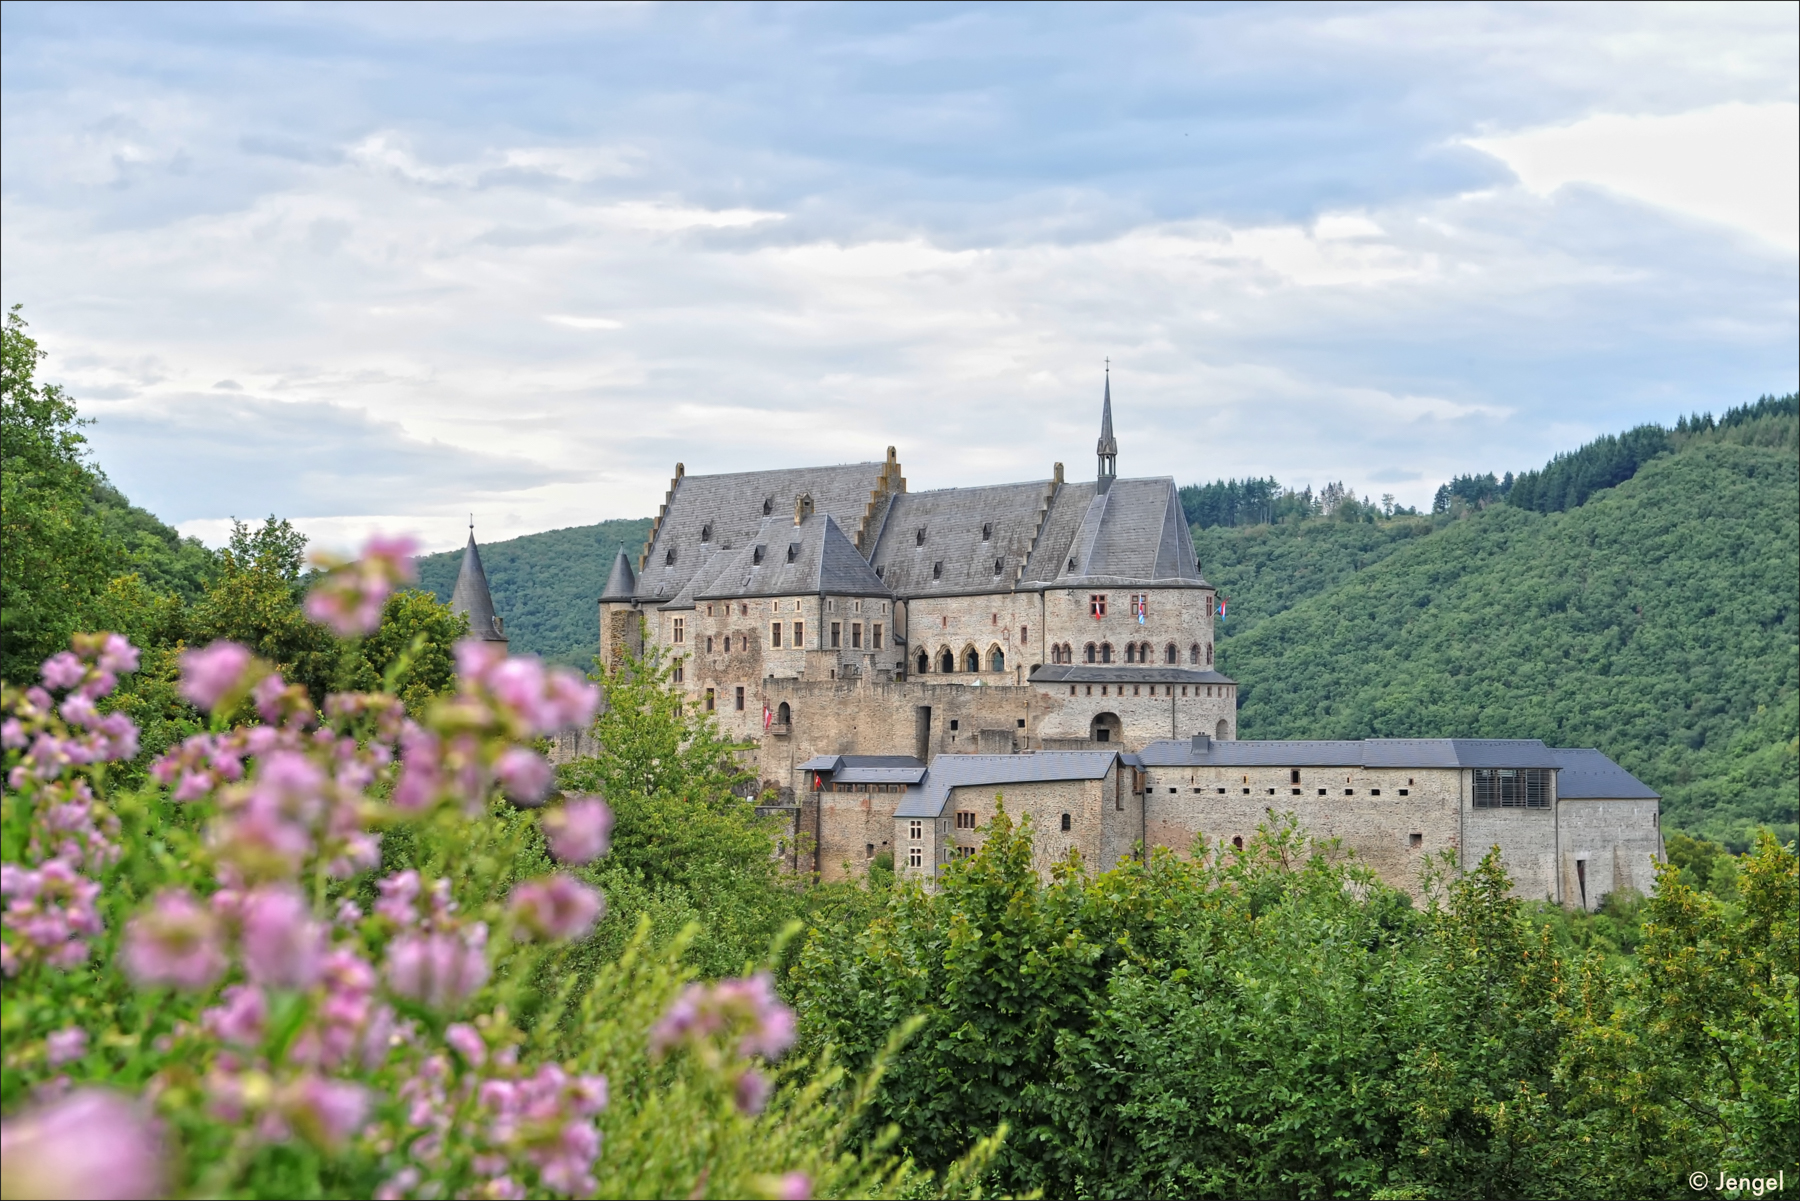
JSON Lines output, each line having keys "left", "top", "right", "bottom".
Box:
{"left": 916, "top": 527, "right": 926, "bottom": 546}
{"left": 787, "top": 543, "right": 799, "bottom": 562}
{"left": 932, "top": 561, "right": 943, "bottom": 580}
{"left": 993, "top": 557, "right": 1003, "bottom": 575}
{"left": 665, "top": 548, "right": 676, "bottom": 566}
{"left": 762, "top": 497, "right": 773, "bottom": 516}
{"left": 1068, "top": 557, "right": 1077, "bottom": 571}
{"left": 752, "top": 545, "right": 765, "bottom": 565}
{"left": 982, "top": 523, "right": 992, "bottom": 540}
{"left": 875, "top": 565, "right": 884, "bottom": 577}
{"left": 700, "top": 523, "right": 712, "bottom": 542}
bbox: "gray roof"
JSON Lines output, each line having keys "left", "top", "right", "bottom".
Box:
{"left": 1136, "top": 737, "right": 1564, "bottom": 769}
{"left": 450, "top": 532, "right": 506, "bottom": 642}
{"left": 798, "top": 754, "right": 927, "bottom": 784}
{"left": 635, "top": 462, "right": 889, "bottom": 603}
{"left": 1021, "top": 477, "right": 1207, "bottom": 588}
{"left": 679, "top": 512, "right": 890, "bottom": 606}
{"left": 895, "top": 750, "right": 1119, "bottom": 818}
{"left": 599, "top": 548, "right": 637, "bottom": 603}
{"left": 1031, "top": 664, "right": 1237, "bottom": 685}
{"left": 868, "top": 480, "right": 1056, "bottom": 597}
{"left": 1550, "top": 748, "right": 1660, "bottom": 799}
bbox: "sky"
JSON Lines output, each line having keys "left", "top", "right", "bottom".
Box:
{"left": 2, "top": 1, "right": 1795, "bottom": 554}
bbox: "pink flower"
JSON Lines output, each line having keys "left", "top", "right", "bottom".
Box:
{"left": 542, "top": 798, "right": 612, "bottom": 865}
{"left": 98, "top": 634, "right": 140, "bottom": 676}
{"left": 544, "top": 670, "right": 601, "bottom": 730}
{"left": 508, "top": 874, "right": 604, "bottom": 942}
{"left": 240, "top": 887, "right": 325, "bottom": 990}
{"left": 202, "top": 985, "right": 267, "bottom": 1047}
{"left": 375, "top": 870, "right": 421, "bottom": 925}
{"left": 454, "top": 638, "right": 506, "bottom": 686}
{"left": 649, "top": 972, "right": 795, "bottom": 1061}
{"left": 494, "top": 747, "right": 552, "bottom": 806}
{"left": 40, "top": 652, "right": 86, "bottom": 691}
{"left": 122, "top": 889, "right": 226, "bottom": 991}
{"left": 384, "top": 926, "right": 489, "bottom": 1010}
{"left": 46, "top": 1027, "right": 88, "bottom": 1067}
{"left": 0, "top": 1088, "right": 164, "bottom": 1200}
{"left": 735, "top": 1068, "right": 770, "bottom": 1114}
{"left": 776, "top": 1171, "right": 812, "bottom": 1200}
{"left": 445, "top": 1022, "right": 486, "bottom": 1066}
{"left": 278, "top": 1075, "right": 369, "bottom": 1153}
{"left": 304, "top": 535, "right": 417, "bottom": 638}
{"left": 2, "top": 718, "right": 25, "bottom": 750}
{"left": 178, "top": 642, "right": 254, "bottom": 712}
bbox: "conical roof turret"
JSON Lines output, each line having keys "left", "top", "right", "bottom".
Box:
{"left": 1096, "top": 365, "right": 1118, "bottom": 493}
{"left": 450, "top": 528, "right": 507, "bottom": 643}
{"left": 599, "top": 547, "right": 638, "bottom": 603}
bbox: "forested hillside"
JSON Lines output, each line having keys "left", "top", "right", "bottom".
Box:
{"left": 1212, "top": 438, "right": 1798, "bottom": 847}
{"left": 416, "top": 518, "right": 651, "bottom": 668}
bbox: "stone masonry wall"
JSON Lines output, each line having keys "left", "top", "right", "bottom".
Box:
{"left": 1556, "top": 799, "right": 1663, "bottom": 910}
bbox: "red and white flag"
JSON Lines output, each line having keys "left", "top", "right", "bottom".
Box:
{"left": 763, "top": 703, "right": 772, "bottom": 730}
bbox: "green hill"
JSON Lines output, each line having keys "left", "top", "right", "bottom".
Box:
{"left": 1210, "top": 439, "right": 1798, "bottom": 847}
{"left": 417, "top": 518, "right": 651, "bottom": 668}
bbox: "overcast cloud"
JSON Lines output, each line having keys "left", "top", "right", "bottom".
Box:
{"left": 2, "top": 1, "right": 1794, "bottom": 553}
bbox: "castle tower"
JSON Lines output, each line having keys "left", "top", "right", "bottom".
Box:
{"left": 1096, "top": 364, "right": 1118, "bottom": 494}
{"left": 597, "top": 548, "right": 641, "bottom": 670}
{"left": 450, "top": 524, "right": 507, "bottom": 644}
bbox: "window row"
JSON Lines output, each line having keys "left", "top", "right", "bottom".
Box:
{"left": 1047, "top": 641, "right": 1215, "bottom": 665}
{"left": 1065, "top": 683, "right": 1233, "bottom": 698}
{"left": 914, "top": 646, "right": 1006, "bottom": 674}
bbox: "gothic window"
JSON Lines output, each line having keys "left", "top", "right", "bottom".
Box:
{"left": 917, "top": 651, "right": 929, "bottom": 674}
{"left": 1084, "top": 642, "right": 1097, "bottom": 663}
{"left": 964, "top": 648, "right": 980, "bottom": 673}
{"left": 1165, "top": 643, "right": 1178, "bottom": 664}
{"left": 777, "top": 701, "right": 791, "bottom": 724}
{"left": 1217, "top": 718, "right": 1229, "bottom": 741}
{"left": 1060, "top": 813, "right": 1071, "bottom": 831}
{"left": 990, "top": 647, "right": 1004, "bottom": 672}
{"left": 1140, "top": 642, "right": 1152, "bottom": 662}
{"left": 1207, "top": 642, "right": 1214, "bottom": 665}
{"left": 940, "top": 649, "right": 955, "bottom": 673}
{"left": 1190, "top": 643, "right": 1200, "bottom": 664}
{"left": 1090, "top": 594, "right": 1107, "bottom": 618}
{"left": 1100, "top": 643, "right": 1114, "bottom": 664}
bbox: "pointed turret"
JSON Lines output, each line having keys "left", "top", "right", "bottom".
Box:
{"left": 599, "top": 548, "right": 637, "bottom": 603}
{"left": 450, "top": 527, "right": 507, "bottom": 643}
{"left": 1096, "top": 364, "right": 1118, "bottom": 494}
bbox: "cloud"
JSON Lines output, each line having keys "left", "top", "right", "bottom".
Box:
{"left": 1467, "top": 103, "right": 1800, "bottom": 251}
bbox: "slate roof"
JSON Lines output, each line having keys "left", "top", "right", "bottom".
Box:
{"left": 1030, "top": 665, "right": 1237, "bottom": 685}
{"left": 1136, "top": 737, "right": 1565, "bottom": 769}
{"left": 868, "top": 480, "right": 1054, "bottom": 597}
{"left": 599, "top": 549, "right": 637, "bottom": 603}
{"left": 634, "top": 462, "right": 888, "bottom": 603}
{"left": 450, "top": 532, "right": 506, "bottom": 642}
{"left": 674, "top": 512, "right": 890, "bottom": 607}
{"left": 799, "top": 755, "right": 929, "bottom": 784}
{"left": 1550, "top": 748, "right": 1660, "bottom": 799}
{"left": 895, "top": 751, "right": 1120, "bottom": 818}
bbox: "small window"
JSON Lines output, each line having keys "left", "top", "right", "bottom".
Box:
{"left": 1370, "top": 788, "right": 1380, "bottom": 796}
{"left": 735, "top": 686, "right": 745, "bottom": 711}
{"left": 1165, "top": 643, "right": 1178, "bottom": 664}
{"left": 672, "top": 617, "right": 685, "bottom": 644}
{"left": 873, "top": 623, "right": 883, "bottom": 649}
{"left": 1085, "top": 642, "right": 1096, "bottom": 663}
{"left": 1190, "top": 643, "right": 1200, "bottom": 664}
{"left": 994, "top": 557, "right": 1003, "bottom": 575}
{"left": 851, "top": 623, "right": 863, "bottom": 649}
{"left": 665, "top": 547, "right": 677, "bottom": 565}
{"left": 1068, "top": 557, "right": 1077, "bottom": 571}
{"left": 940, "top": 649, "right": 954, "bottom": 673}
{"left": 753, "top": 545, "right": 765, "bottom": 565}
{"left": 982, "top": 522, "right": 992, "bottom": 540}
{"left": 1410, "top": 833, "right": 1423, "bottom": 848}
{"left": 739, "top": 603, "right": 748, "bottom": 616}
{"left": 763, "top": 497, "right": 773, "bottom": 516}
{"left": 706, "top": 635, "right": 714, "bottom": 653}
{"left": 705, "top": 688, "right": 715, "bottom": 712}
{"left": 777, "top": 701, "right": 790, "bottom": 723}
{"left": 949, "top": 719, "right": 959, "bottom": 731}
{"left": 830, "top": 622, "right": 841, "bottom": 648}
{"left": 700, "top": 523, "right": 712, "bottom": 542}
{"left": 673, "top": 662, "right": 684, "bottom": 683}
{"left": 1090, "top": 594, "right": 1108, "bottom": 618}
{"left": 1231, "top": 835, "right": 1243, "bottom": 850}
{"left": 1398, "top": 789, "right": 1409, "bottom": 796}
{"left": 1206, "top": 642, "right": 1214, "bottom": 666}
{"left": 771, "top": 623, "right": 782, "bottom": 648}
{"left": 787, "top": 543, "right": 799, "bottom": 563}
{"left": 956, "top": 811, "right": 976, "bottom": 829}
{"left": 916, "top": 527, "right": 927, "bottom": 546}
{"left": 793, "top": 621, "right": 803, "bottom": 645}
{"left": 1021, "top": 625, "right": 1028, "bottom": 643}
{"left": 990, "top": 647, "right": 1004, "bottom": 672}
{"left": 908, "top": 847, "right": 923, "bottom": 868}
{"left": 1290, "top": 769, "right": 1301, "bottom": 784}
{"left": 1100, "top": 643, "right": 1113, "bottom": 663}
{"left": 933, "top": 561, "right": 943, "bottom": 579}
{"left": 866, "top": 843, "right": 875, "bottom": 858}
{"left": 917, "top": 651, "right": 929, "bottom": 673}
{"left": 909, "top": 820, "right": 923, "bottom": 841}
{"left": 1060, "top": 813, "right": 1071, "bottom": 832}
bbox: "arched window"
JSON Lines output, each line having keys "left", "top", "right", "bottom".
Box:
{"left": 1137, "top": 642, "right": 1150, "bottom": 662}
{"left": 1207, "top": 642, "right": 1214, "bottom": 665}
{"left": 1124, "top": 643, "right": 1136, "bottom": 664}
{"left": 1063, "top": 642, "right": 1073, "bottom": 664}
{"left": 940, "top": 649, "right": 955, "bottom": 674}
{"left": 1217, "top": 718, "right": 1229, "bottom": 741}
{"left": 1100, "top": 642, "right": 1114, "bottom": 664}
{"left": 916, "top": 651, "right": 929, "bottom": 674}
{"left": 989, "top": 647, "right": 1004, "bottom": 672}
{"left": 1084, "top": 642, "right": 1097, "bottom": 664}
{"left": 964, "top": 648, "right": 980, "bottom": 673}
{"left": 1165, "top": 643, "right": 1178, "bottom": 664}
{"left": 1189, "top": 643, "right": 1201, "bottom": 664}
{"left": 777, "top": 701, "right": 791, "bottom": 724}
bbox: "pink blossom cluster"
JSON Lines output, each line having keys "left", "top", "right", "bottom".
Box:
{"left": 649, "top": 972, "right": 798, "bottom": 1115}
{"left": 303, "top": 534, "right": 419, "bottom": 638}
{"left": 1, "top": 636, "right": 141, "bottom": 976}
{"left": 379, "top": 1034, "right": 608, "bottom": 1199}
{"left": 373, "top": 870, "right": 491, "bottom": 1009}
{"left": 0, "top": 1088, "right": 163, "bottom": 1200}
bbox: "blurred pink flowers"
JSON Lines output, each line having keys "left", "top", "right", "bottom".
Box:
{"left": 178, "top": 641, "right": 254, "bottom": 713}
{"left": 509, "top": 874, "right": 603, "bottom": 942}
{"left": 542, "top": 798, "right": 612, "bottom": 865}
{"left": 122, "top": 889, "right": 226, "bottom": 991}
{"left": 649, "top": 972, "right": 797, "bottom": 1063}
{"left": 304, "top": 534, "right": 418, "bottom": 638}
{"left": 0, "top": 1088, "right": 164, "bottom": 1200}
{"left": 241, "top": 886, "right": 326, "bottom": 990}
{"left": 385, "top": 926, "right": 490, "bottom": 1010}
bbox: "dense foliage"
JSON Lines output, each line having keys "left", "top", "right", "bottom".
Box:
{"left": 795, "top": 808, "right": 1798, "bottom": 1200}
{"left": 417, "top": 519, "right": 653, "bottom": 668}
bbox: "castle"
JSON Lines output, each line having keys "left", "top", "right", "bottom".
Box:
{"left": 456, "top": 377, "right": 1664, "bottom": 909}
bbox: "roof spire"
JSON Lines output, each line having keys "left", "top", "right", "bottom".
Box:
{"left": 1096, "top": 361, "right": 1118, "bottom": 494}
{"left": 450, "top": 525, "right": 508, "bottom": 644}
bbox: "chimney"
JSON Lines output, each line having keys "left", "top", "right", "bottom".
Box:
{"left": 1190, "top": 732, "right": 1212, "bottom": 756}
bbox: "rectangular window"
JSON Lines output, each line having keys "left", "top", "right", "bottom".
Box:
{"left": 1090, "top": 594, "right": 1107, "bottom": 618}
{"left": 793, "top": 621, "right": 804, "bottom": 646}
{"left": 673, "top": 662, "right": 684, "bottom": 683}
{"left": 909, "top": 847, "right": 923, "bottom": 868}
{"left": 1021, "top": 625, "right": 1028, "bottom": 643}
{"left": 1472, "top": 768, "right": 1552, "bottom": 809}
{"left": 872, "top": 623, "right": 883, "bottom": 649}
{"left": 909, "top": 820, "right": 923, "bottom": 841}
{"left": 705, "top": 688, "right": 715, "bottom": 712}
{"left": 672, "top": 617, "right": 685, "bottom": 644}
{"left": 770, "top": 623, "right": 782, "bottom": 648}
{"left": 831, "top": 622, "right": 841, "bottom": 648}
{"left": 705, "top": 635, "right": 714, "bottom": 653}
{"left": 851, "top": 622, "right": 862, "bottom": 649}
{"left": 735, "top": 686, "right": 745, "bottom": 711}
{"left": 955, "top": 811, "right": 976, "bottom": 829}
{"left": 1131, "top": 593, "right": 1148, "bottom": 620}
